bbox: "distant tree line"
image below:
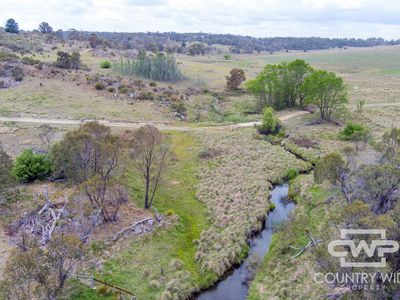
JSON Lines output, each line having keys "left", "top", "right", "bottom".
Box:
{"left": 61, "top": 31, "right": 400, "bottom": 54}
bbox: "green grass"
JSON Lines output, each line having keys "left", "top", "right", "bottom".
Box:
{"left": 248, "top": 175, "right": 330, "bottom": 300}
{"left": 70, "top": 132, "right": 215, "bottom": 299}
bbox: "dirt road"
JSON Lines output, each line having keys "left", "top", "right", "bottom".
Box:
{"left": 0, "top": 110, "right": 310, "bottom": 131}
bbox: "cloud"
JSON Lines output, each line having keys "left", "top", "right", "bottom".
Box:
{"left": 1, "top": 0, "right": 400, "bottom": 38}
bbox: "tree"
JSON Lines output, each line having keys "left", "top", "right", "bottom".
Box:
{"left": 302, "top": 70, "right": 348, "bottom": 121}
{"left": 129, "top": 125, "right": 169, "bottom": 209}
{"left": 226, "top": 68, "right": 246, "bottom": 90}
{"left": 381, "top": 127, "right": 400, "bottom": 161}
{"left": 5, "top": 18, "right": 19, "bottom": 33}
{"left": 51, "top": 122, "right": 124, "bottom": 222}
{"left": 288, "top": 60, "right": 313, "bottom": 107}
{"left": 257, "top": 107, "right": 281, "bottom": 135}
{"left": 0, "top": 143, "right": 12, "bottom": 193}
{"left": 55, "top": 51, "right": 81, "bottom": 69}
{"left": 11, "top": 149, "right": 52, "bottom": 182}
{"left": 38, "top": 124, "right": 56, "bottom": 152}
{"left": 358, "top": 163, "right": 400, "bottom": 214}
{"left": 47, "top": 234, "right": 84, "bottom": 295}
{"left": 0, "top": 234, "right": 84, "bottom": 299}
{"left": 38, "top": 22, "right": 53, "bottom": 34}
{"left": 314, "top": 152, "right": 354, "bottom": 202}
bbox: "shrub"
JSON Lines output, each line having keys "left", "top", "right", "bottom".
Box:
{"left": 165, "top": 209, "right": 175, "bottom": 216}
{"left": 149, "top": 81, "right": 157, "bottom": 87}
{"left": 11, "top": 66, "right": 24, "bottom": 81}
{"left": 107, "top": 87, "right": 115, "bottom": 93}
{"left": 338, "top": 122, "right": 369, "bottom": 141}
{"left": 286, "top": 168, "right": 299, "bottom": 180}
{"left": 0, "top": 52, "right": 19, "bottom": 62}
{"left": 100, "top": 61, "right": 111, "bottom": 68}
{"left": 22, "top": 57, "right": 41, "bottom": 65}
{"left": 11, "top": 149, "right": 52, "bottom": 182}
{"left": 258, "top": 107, "right": 281, "bottom": 135}
{"left": 95, "top": 82, "right": 105, "bottom": 90}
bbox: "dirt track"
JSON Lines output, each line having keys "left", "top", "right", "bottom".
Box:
{"left": 0, "top": 111, "right": 310, "bottom": 131}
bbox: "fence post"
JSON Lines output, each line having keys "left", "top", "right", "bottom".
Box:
{"left": 90, "top": 274, "right": 95, "bottom": 289}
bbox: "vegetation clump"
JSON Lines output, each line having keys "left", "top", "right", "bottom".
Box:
{"left": 258, "top": 107, "right": 281, "bottom": 135}
{"left": 115, "top": 53, "right": 184, "bottom": 82}
{"left": 226, "top": 68, "right": 246, "bottom": 90}
{"left": 11, "top": 149, "right": 52, "bottom": 182}
{"left": 100, "top": 60, "right": 111, "bottom": 68}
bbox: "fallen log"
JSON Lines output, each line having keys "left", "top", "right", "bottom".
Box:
{"left": 112, "top": 217, "right": 154, "bottom": 242}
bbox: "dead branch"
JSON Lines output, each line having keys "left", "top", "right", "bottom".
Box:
{"left": 112, "top": 217, "right": 153, "bottom": 242}
{"left": 291, "top": 232, "right": 322, "bottom": 259}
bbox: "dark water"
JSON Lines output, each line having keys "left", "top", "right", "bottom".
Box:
{"left": 196, "top": 184, "right": 295, "bottom": 300}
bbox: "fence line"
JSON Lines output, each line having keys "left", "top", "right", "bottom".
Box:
{"left": 71, "top": 273, "right": 136, "bottom": 299}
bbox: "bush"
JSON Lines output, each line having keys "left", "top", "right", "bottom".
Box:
{"left": 11, "top": 66, "right": 24, "bottom": 81}
{"left": 258, "top": 107, "right": 281, "bottom": 135}
{"left": 149, "top": 81, "right": 157, "bottom": 87}
{"left": 0, "top": 52, "right": 19, "bottom": 62}
{"left": 338, "top": 122, "right": 369, "bottom": 141}
{"left": 95, "top": 82, "right": 105, "bottom": 90}
{"left": 100, "top": 61, "right": 111, "bottom": 68}
{"left": 165, "top": 209, "right": 175, "bottom": 216}
{"left": 107, "top": 87, "right": 115, "bottom": 93}
{"left": 286, "top": 168, "right": 299, "bottom": 180}
{"left": 11, "top": 149, "right": 52, "bottom": 182}
{"left": 22, "top": 57, "right": 41, "bottom": 65}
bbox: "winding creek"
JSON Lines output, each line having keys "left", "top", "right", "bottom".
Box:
{"left": 196, "top": 183, "right": 295, "bottom": 300}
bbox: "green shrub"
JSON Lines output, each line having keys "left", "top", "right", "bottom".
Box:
{"left": 258, "top": 107, "right": 281, "bottom": 135}
{"left": 100, "top": 60, "right": 111, "bottom": 68}
{"left": 165, "top": 209, "right": 175, "bottom": 216}
{"left": 11, "top": 149, "right": 52, "bottom": 182}
{"left": 338, "top": 122, "right": 369, "bottom": 141}
{"left": 107, "top": 87, "right": 115, "bottom": 93}
{"left": 95, "top": 82, "right": 105, "bottom": 90}
{"left": 149, "top": 81, "right": 157, "bottom": 87}
{"left": 286, "top": 168, "right": 299, "bottom": 180}
{"left": 268, "top": 202, "right": 276, "bottom": 211}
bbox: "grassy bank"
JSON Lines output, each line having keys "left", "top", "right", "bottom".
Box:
{"left": 69, "top": 132, "right": 215, "bottom": 299}
{"left": 248, "top": 174, "right": 331, "bottom": 299}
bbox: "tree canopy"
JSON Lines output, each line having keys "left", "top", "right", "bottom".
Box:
{"left": 5, "top": 18, "right": 19, "bottom": 34}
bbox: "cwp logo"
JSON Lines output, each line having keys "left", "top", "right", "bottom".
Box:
{"left": 328, "top": 229, "right": 399, "bottom": 268}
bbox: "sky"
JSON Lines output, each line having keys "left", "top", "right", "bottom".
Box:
{"left": 1, "top": 0, "right": 400, "bottom": 39}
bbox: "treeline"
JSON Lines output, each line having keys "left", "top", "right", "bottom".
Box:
{"left": 63, "top": 30, "right": 400, "bottom": 53}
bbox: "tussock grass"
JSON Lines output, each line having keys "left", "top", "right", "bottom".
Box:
{"left": 195, "top": 129, "right": 311, "bottom": 276}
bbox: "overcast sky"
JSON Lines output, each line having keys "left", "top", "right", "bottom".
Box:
{"left": 1, "top": 0, "right": 400, "bottom": 39}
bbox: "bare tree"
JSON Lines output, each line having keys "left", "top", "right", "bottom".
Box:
{"left": 38, "top": 124, "right": 56, "bottom": 152}
{"left": 130, "top": 125, "right": 169, "bottom": 209}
